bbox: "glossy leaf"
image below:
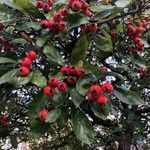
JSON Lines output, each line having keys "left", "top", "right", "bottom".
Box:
{"left": 70, "top": 89, "right": 85, "bottom": 108}
{"left": 114, "top": 86, "right": 145, "bottom": 105}
{"left": 43, "top": 45, "right": 64, "bottom": 65}
{"left": 30, "top": 70, "right": 47, "bottom": 88}
{"left": 76, "top": 72, "right": 97, "bottom": 96}
{"left": 46, "top": 108, "right": 61, "bottom": 123}
{"left": 91, "top": 103, "right": 109, "bottom": 120}
{"left": 71, "top": 36, "right": 89, "bottom": 65}
{"left": 72, "top": 109, "right": 95, "bottom": 145}
{"left": 0, "top": 69, "right": 17, "bottom": 85}
{"left": 0, "top": 57, "right": 18, "bottom": 64}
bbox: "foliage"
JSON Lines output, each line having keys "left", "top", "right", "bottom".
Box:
{"left": 0, "top": 0, "right": 150, "bottom": 149}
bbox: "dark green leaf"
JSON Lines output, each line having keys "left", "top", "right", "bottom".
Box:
{"left": 114, "top": 86, "right": 145, "bottom": 105}
{"left": 30, "top": 70, "right": 47, "bottom": 88}
{"left": 70, "top": 89, "right": 85, "bottom": 108}
{"left": 10, "top": 72, "right": 33, "bottom": 87}
{"left": 28, "top": 120, "right": 49, "bottom": 139}
{"left": 28, "top": 94, "right": 48, "bottom": 119}
{"left": 91, "top": 103, "right": 109, "bottom": 120}
{"left": 93, "top": 34, "right": 113, "bottom": 52}
{"left": 46, "top": 108, "right": 61, "bottom": 123}
{"left": 71, "top": 36, "right": 89, "bottom": 65}
{"left": 0, "top": 57, "right": 18, "bottom": 64}
{"left": 76, "top": 72, "right": 97, "bottom": 96}
{"left": 64, "top": 13, "right": 89, "bottom": 29}
{"left": 0, "top": 69, "right": 17, "bottom": 85}
{"left": 72, "top": 110, "right": 94, "bottom": 145}
{"left": 43, "top": 45, "right": 64, "bottom": 65}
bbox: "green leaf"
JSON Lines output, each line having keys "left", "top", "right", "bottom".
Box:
{"left": 90, "top": 103, "right": 109, "bottom": 120}
{"left": 76, "top": 72, "right": 97, "bottom": 96}
{"left": 64, "top": 13, "right": 89, "bottom": 29}
{"left": 14, "top": 0, "right": 43, "bottom": 18}
{"left": 114, "top": 86, "right": 145, "bottom": 105}
{"left": 28, "top": 93, "right": 48, "bottom": 119}
{"left": 10, "top": 72, "right": 33, "bottom": 87}
{"left": 115, "top": 0, "right": 133, "bottom": 8}
{"left": 28, "top": 120, "right": 49, "bottom": 139}
{"left": 46, "top": 108, "right": 61, "bottom": 123}
{"left": 72, "top": 110, "right": 94, "bottom": 145}
{"left": 52, "top": 91, "right": 67, "bottom": 107}
{"left": 0, "top": 69, "right": 17, "bottom": 85}
{"left": 0, "top": 57, "right": 18, "bottom": 64}
{"left": 89, "top": 4, "right": 115, "bottom": 13}
{"left": 70, "top": 89, "right": 85, "bottom": 108}
{"left": 43, "top": 45, "right": 64, "bottom": 65}
{"left": 71, "top": 36, "right": 89, "bottom": 65}
{"left": 30, "top": 70, "right": 47, "bottom": 88}
{"left": 93, "top": 34, "right": 113, "bottom": 52}
{"left": 57, "top": 107, "right": 69, "bottom": 128}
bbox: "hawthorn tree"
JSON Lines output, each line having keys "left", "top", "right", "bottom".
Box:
{"left": 0, "top": 0, "right": 150, "bottom": 149}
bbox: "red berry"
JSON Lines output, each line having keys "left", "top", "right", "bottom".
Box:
{"left": 87, "top": 93, "right": 97, "bottom": 103}
{"left": 97, "top": 95, "right": 108, "bottom": 105}
{"left": 84, "top": 9, "right": 91, "bottom": 17}
{"left": 0, "top": 23, "right": 4, "bottom": 31}
{"left": 127, "top": 25, "right": 135, "bottom": 33}
{"left": 101, "top": 82, "right": 113, "bottom": 94}
{"left": 71, "top": 1, "right": 82, "bottom": 12}
{"left": 67, "top": 76, "right": 77, "bottom": 84}
{"left": 68, "top": 66, "right": 76, "bottom": 75}
{"left": 58, "top": 82, "right": 67, "bottom": 92}
{"left": 82, "top": 2, "right": 89, "bottom": 10}
{"left": 53, "top": 12, "right": 62, "bottom": 22}
{"left": 43, "top": 3, "right": 50, "bottom": 13}
{"left": 60, "top": 66, "right": 68, "bottom": 74}
{"left": 47, "top": 20, "right": 55, "bottom": 29}
{"left": 75, "top": 68, "right": 85, "bottom": 76}
{"left": 139, "top": 68, "right": 148, "bottom": 78}
{"left": 18, "top": 67, "right": 29, "bottom": 77}
{"left": 21, "top": 57, "right": 32, "bottom": 68}
{"left": 60, "top": 7, "right": 69, "bottom": 16}
{"left": 111, "top": 31, "right": 117, "bottom": 44}
{"left": 40, "top": 20, "right": 48, "bottom": 29}
{"left": 48, "top": 0, "right": 53, "bottom": 7}
{"left": 36, "top": 1, "right": 44, "bottom": 8}
{"left": 0, "top": 115, "right": 8, "bottom": 128}
{"left": 89, "top": 84, "right": 101, "bottom": 95}
{"left": 128, "top": 47, "right": 137, "bottom": 54}
{"left": 38, "top": 109, "right": 49, "bottom": 121}
{"left": 27, "top": 50, "right": 37, "bottom": 60}
{"left": 48, "top": 78, "right": 59, "bottom": 88}
{"left": 100, "top": 66, "right": 107, "bottom": 72}
{"left": 43, "top": 86, "right": 55, "bottom": 96}
{"left": 89, "top": 23, "right": 97, "bottom": 32}
{"left": 57, "top": 21, "right": 66, "bottom": 31}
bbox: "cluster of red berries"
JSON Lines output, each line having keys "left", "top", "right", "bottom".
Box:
{"left": 38, "top": 109, "right": 49, "bottom": 121}
{"left": 60, "top": 65, "right": 85, "bottom": 85}
{"left": 0, "top": 37, "right": 14, "bottom": 52}
{"left": 44, "top": 78, "right": 67, "bottom": 97}
{"left": 18, "top": 50, "right": 37, "bottom": 77}
{"left": 127, "top": 16, "right": 149, "bottom": 53}
{"left": 40, "top": 7, "right": 69, "bottom": 34}
{"left": 87, "top": 82, "right": 114, "bottom": 105}
{"left": 69, "top": 0, "right": 91, "bottom": 17}
{"left": 0, "top": 115, "right": 7, "bottom": 128}
{"left": 80, "top": 23, "right": 97, "bottom": 33}
{"left": 139, "top": 67, "right": 149, "bottom": 78}
{"left": 36, "top": 0, "right": 53, "bottom": 13}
